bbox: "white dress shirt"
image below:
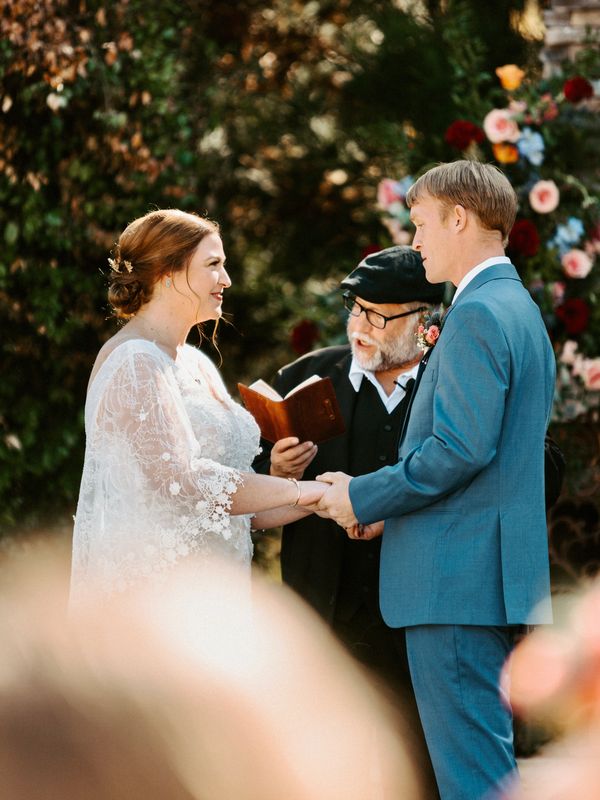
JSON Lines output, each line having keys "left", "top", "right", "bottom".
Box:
{"left": 348, "top": 358, "right": 420, "bottom": 414}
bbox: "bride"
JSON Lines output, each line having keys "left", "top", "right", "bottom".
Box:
{"left": 71, "top": 209, "right": 327, "bottom": 602}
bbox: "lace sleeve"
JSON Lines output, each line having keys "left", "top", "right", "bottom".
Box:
{"left": 72, "top": 347, "right": 245, "bottom": 598}
{"left": 99, "top": 349, "right": 243, "bottom": 505}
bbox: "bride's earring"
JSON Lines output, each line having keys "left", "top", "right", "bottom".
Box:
{"left": 165, "top": 277, "right": 172, "bottom": 288}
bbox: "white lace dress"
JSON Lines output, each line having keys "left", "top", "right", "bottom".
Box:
{"left": 70, "top": 339, "right": 261, "bottom": 603}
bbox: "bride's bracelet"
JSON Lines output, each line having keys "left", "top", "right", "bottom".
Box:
{"left": 287, "top": 477, "right": 301, "bottom": 507}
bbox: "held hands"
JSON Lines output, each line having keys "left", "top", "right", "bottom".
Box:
{"left": 297, "top": 480, "right": 332, "bottom": 509}
{"left": 270, "top": 437, "right": 318, "bottom": 480}
{"left": 315, "top": 471, "right": 357, "bottom": 530}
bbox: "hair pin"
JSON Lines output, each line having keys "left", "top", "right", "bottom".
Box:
{"left": 108, "top": 257, "right": 133, "bottom": 273}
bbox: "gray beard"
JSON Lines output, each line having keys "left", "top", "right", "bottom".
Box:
{"left": 348, "top": 326, "right": 421, "bottom": 372}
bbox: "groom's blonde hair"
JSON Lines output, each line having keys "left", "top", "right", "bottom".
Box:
{"left": 406, "top": 160, "right": 517, "bottom": 245}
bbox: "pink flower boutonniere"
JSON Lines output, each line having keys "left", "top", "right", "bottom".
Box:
{"left": 416, "top": 308, "right": 444, "bottom": 351}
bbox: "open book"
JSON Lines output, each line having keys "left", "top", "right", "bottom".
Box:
{"left": 237, "top": 375, "right": 345, "bottom": 444}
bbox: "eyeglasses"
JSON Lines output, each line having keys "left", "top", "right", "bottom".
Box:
{"left": 343, "top": 294, "right": 426, "bottom": 330}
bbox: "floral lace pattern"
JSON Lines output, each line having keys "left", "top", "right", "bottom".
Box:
{"left": 71, "top": 340, "right": 261, "bottom": 601}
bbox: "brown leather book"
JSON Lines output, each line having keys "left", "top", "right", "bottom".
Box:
{"left": 237, "top": 375, "right": 346, "bottom": 444}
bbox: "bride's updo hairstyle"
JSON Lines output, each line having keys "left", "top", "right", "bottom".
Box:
{"left": 108, "top": 209, "right": 219, "bottom": 319}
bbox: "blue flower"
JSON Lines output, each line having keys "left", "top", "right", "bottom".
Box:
{"left": 517, "top": 127, "right": 545, "bottom": 166}
{"left": 396, "top": 175, "right": 414, "bottom": 197}
{"left": 549, "top": 216, "right": 586, "bottom": 254}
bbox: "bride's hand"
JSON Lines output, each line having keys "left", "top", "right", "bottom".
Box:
{"left": 297, "top": 480, "right": 330, "bottom": 508}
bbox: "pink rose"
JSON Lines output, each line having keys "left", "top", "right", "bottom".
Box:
{"left": 582, "top": 359, "right": 600, "bottom": 391}
{"left": 482, "top": 109, "right": 520, "bottom": 143}
{"left": 377, "top": 179, "right": 404, "bottom": 210}
{"left": 540, "top": 93, "right": 559, "bottom": 121}
{"left": 561, "top": 248, "right": 593, "bottom": 279}
{"left": 528, "top": 180, "right": 560, "bottom": 214}
{"left": 584, "top": 225, "right": 600, "bottom": 257}
{"left": 585, "top": 238, "right": 600, "bottom": 257}
{"left": 382, "top": 217, "right": 412, "bottom": 245}
{"left": 560, "top": 340, "right": 579, "bottom": 366}
{"left": 507, "top": 99, "right": 527, "bottom": 116}
{"left": 425, "top": 325, "right": 440, "bottom": 345}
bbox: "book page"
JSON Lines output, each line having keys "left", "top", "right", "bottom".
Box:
{"left": 284, "top": 374, "right": 322, "bottom": 399}
{"left": 247, "top": 379, "right": 283, "bottom": 401}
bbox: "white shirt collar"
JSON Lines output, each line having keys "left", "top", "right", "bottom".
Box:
{"left": 348, "top": 357, "right": 420, "bottom": 414}
{"left": 452, "top": 256, "right": 511, "bottom": 302}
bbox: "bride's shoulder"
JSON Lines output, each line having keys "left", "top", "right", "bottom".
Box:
{"left": 181, "top": 343, "right": 218, "bottom": 372}
{"left": 89, "top": 336, "right": 171, "bottom": 388}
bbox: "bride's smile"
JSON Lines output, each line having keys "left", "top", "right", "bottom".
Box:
{"left": 172, "top": 231, "right": 231, "bottom": 324}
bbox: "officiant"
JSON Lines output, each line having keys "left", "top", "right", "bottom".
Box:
{"left": 253, "top": 245, "right": 444, "bottom": 794}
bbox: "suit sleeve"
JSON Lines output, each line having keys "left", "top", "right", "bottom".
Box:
{"left": 349, "top": 302, "right": 510, "bottom": 523}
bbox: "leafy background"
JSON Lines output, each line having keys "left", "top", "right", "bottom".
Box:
{"left": 1, "top": 0, "right": 597, "bottom": 539}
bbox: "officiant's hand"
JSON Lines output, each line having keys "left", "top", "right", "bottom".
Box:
{"left": 270, "top": 437, "right": 318, "bottom": 480}
{"left": 316, "top": 471, "right": 357, "bottom": 530}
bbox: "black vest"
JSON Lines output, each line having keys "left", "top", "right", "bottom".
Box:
{"left": 335, "top": 377, "right": 412, "bottom": 620}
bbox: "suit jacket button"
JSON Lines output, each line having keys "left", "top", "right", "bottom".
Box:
{"left": 383, "top": 424, "right": 392, "bottom": 432}
{"left": 378, "top": 454, "right": 386, "bottom": 462}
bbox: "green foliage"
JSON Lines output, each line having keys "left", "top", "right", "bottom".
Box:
{"left": 0, "top": 0, "right": 537, "bottom": 529}
{"left": 377, "top": 40, "right": 600, "bottom": 421}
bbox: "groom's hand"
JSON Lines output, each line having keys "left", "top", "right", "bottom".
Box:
{"left": 316, "top": 471, "right": 357, "bottom": 530}
{"left": 346, "top": 520, "right": 384, "bottom": 540}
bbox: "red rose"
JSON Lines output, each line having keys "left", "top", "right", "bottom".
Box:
{"left": 444, "top": 120, "right": 485, "bottom": 150}
{"left": 290, "top": 319, "right": 320, "bottom": 355}
{"left": 508, "top": 219, "right": 540, "bottom": 258}
{"left": 360, "top": 244, "right": 381, "bottom": 259}
{"left": 563, "top": 76, "right": 594, "bottom": 103}
{"left": 555, "top": 298, "right": 591, "bottom": 335}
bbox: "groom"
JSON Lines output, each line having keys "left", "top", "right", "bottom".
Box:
{"left": 317, "top": 160, "right": 555, "bottom": 799}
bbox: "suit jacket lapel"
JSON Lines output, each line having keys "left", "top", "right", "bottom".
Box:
{"left": 397, "top": 350, "right": 431, "bottom": 448}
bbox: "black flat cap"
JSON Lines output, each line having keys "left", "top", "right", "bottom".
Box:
{"left": 340, "top": 246, "right": 445, "bottom": 304}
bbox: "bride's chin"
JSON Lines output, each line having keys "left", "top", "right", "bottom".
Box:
{"left": 196, "top": 310, "right": 221, "bottom": 324}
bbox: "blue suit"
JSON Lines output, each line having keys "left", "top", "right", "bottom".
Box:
{"left": 349, "top": 263, "right": 555, "bottom": 798}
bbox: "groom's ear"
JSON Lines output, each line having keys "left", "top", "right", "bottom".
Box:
{"left": 452, "top": 204, "right": 468, "bottom": 233}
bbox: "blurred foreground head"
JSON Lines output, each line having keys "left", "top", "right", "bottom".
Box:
{"left": 506, "top": 581, "right": 600, "bottom": 800}
{"left": 0, "top": 545, "right": 422, "bottom": 800}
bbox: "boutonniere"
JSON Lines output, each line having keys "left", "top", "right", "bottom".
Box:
{"left": 416, "top": 307, "right": 445, "bottom": 351}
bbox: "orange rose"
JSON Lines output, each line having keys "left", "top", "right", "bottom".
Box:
{"left": 492, "top": 143, "right": 519, "bottom": 164}
{"left": 495, "top": 64, "right": 525, "bottom": 91}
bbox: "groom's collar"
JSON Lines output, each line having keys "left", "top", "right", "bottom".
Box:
{"left": 452, "top": 256, "right": 511, "bottom": 303}
{"left": 443, "top": 260, "right": 522, "bottom": 324}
